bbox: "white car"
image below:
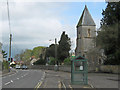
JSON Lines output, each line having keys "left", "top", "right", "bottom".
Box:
{"left": 15, "top": 65, "right": 21, "bottom": 69}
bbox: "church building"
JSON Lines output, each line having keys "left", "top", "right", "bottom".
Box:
{"left": 75, "top": 5, "right": 96, "bottom": 57}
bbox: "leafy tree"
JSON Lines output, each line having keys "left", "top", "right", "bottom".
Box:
{"left": 33, "top": 54, "right": 46, "bottom": 65}
{"left": 33, "top": 58, "right": 46, "bottom": 65}
{"left": 58, "top": 31, "right": 71, "bottom": 63}
{"left": 14, "top": 54, "right": 20, "bottom": 61}
{"left": 45, "top": 44, "right": 58, "bottom": 58}
{"left": 97, "top": 2, "right": 120, "bottom": 65}
{"left": 31, "top": 46, "right": 46, "bottom": 59}
{"left": 49, "top": 57, "right": 56, "bottom": 65}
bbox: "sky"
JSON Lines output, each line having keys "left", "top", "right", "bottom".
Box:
{"left": 0, "top": 0, "right": 107, "bottom": 58}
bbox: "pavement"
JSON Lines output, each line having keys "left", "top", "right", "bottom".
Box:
{"left": 40, "top": 70, "right": 91, "bottom": 88}
{"left": 1, "top": 68, "right": 17, "bottom": 77}
{"left": 88, "top": 73, "right": 119, "bottom": 88}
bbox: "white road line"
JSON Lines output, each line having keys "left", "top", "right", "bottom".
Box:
{"left": 4, "top": 82, "right": 11, "bottom": 85}
{"left": 11, "top": 80, "right": 13, "bottom": 83}
{"left": 17, "top": 78, "right": 19, "bottom": 80}
{"left": 41, "top": 78, "right": 43, "bottom": 80}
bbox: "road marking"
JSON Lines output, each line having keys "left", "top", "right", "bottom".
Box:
{"left": 36, "top": 81, "right": 42, "bottom": 89}
{"left": 41, "top": 78, "right": 43, "bottom": 80}
{"left": 58, "top": 81, "right": 62, "bottom": 88}
{"left": 4, "top": 82, "right": 11, "bottom": 85}
{"left": 17, "top": 78, "right": 19, "bottom": 80}
{"left": 88, "top": 81, "right": 94, "bottom": 88}
{"left": 10, "top": 80, "right": 13, "bottom": 83}
{"left": 62, "top": 81, "right": 66, "bottom": 90}
{"left": 34, "top": 81, "right": 43, "bottom": 90}
{"left": 69, "top": 85, "right": 73, "bottom": 90}
{"left": 21, "top": 76, "right": 23, "bottom": 78}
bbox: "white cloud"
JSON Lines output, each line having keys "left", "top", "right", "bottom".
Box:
{"left": 1, "top": 2, "right": 72, "bottom": 52}
{"left": 1, "top": 1, "right": 103, "bottom": 57}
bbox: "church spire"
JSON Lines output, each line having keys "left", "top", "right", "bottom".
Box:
{"left": 77, "top": 5, "right": 96, "bottom": 27}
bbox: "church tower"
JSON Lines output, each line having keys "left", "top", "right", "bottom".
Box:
{"left": 75, "top": 5, "right": 96, "bottom": 57}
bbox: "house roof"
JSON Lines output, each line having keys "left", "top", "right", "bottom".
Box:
{"left": 77, "top": 5, "right": 96, "bottom": 27}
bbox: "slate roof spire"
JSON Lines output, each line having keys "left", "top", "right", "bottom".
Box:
{"left": 77, "top": 5, "right": 96, "bottom": 27}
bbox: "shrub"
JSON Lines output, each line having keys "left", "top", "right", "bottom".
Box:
{"left": 64, "top": 57, "right": 71, "bottom": 65}
{"left": 49, "top": 57, "right": 56, "bottom": 65}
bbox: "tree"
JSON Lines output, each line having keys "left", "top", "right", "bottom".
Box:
{"left": 45, "top": 44, "right": 58, "bottom": 58}
{"left": 97, "top": 2, "right": 120, "bottom": 65}
{"left": 33, "top": 54, "right": 46, "bottom": 65}
{"left": 31, "top": 46, "right": 46, "bottom": 59}
{"left": 14, "top": 54, "right": 20, "bottom": 61}
{"left": 58, "top": 31, "right": 71, "bottom": 63}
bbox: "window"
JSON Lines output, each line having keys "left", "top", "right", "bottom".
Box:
{"left": 88, "top": 29, "right": 91, "bottom": 37}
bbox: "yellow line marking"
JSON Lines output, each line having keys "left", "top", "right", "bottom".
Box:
{"left": 34, "top": 81, "right": 42, "bottom": 90}
{"left": 88, "top": 81, "right": 94, "bottom": 88}
{"left": 69, "top": 85, "right": 73, "bottom": 90}
{"left": 62, "top": 82, "right": 66, "bottom": 90}
{"left": 34, "top": 82, "right": 40, "bottom": 90}
{"left": 36, "top": 81, "right": 42, "bottom": 90}
{"left": 58, "top": 81, "right": 62, "bottom": 88}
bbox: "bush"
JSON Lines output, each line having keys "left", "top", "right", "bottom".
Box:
{"left": 49, "top": 57, "right": 56, "bottom": 65}
{"left": 64, "top": 57, "right": 71, "bottom": 65}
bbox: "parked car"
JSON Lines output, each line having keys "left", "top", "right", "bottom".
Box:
{"left": 15, "top": 65, "right": 21, "bottom": 69}
{"left": 21, "top": 65, "right": 27, "bottom": 70}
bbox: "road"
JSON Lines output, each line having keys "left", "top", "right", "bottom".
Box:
{"left": 2, "top": 69, "right": 45, "bottom": 89}
{"left": 1, "top": 69, "right": 119, "bottom": 89}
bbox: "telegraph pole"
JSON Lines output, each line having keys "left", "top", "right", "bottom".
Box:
{"left": 55, "top": 38, "right": 57, "bottom": 64}
{"left": 7, "top": 0, "right": 13, "bottom": 71}
{"left": 9, "top": 34, "right": 12, "bottom": 58}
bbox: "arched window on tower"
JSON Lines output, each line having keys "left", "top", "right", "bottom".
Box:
{"left": 88, "top": 29, "right": 91, "bottom": 37}
{"left": 78, "top": 31, "right": 80, "bottom": 38}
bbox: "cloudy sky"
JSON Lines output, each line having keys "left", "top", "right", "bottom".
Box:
{"left": 0, "top": 0, "right": 107, "bottom": 57}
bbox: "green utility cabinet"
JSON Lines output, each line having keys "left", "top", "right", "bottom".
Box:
{"left": 71, "top": 55, "right": 88, "bottom": 85}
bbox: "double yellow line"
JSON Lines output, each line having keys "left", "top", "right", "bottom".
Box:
{"left": 34, "top": 81, "right": 43, "bottom": 90}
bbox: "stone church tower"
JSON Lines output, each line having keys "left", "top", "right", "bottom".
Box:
{"left": 75, "top": 5, "right": 96, "bottom": 57}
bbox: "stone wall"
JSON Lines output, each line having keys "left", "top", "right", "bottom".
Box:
{"left": 28, "top": 65, "right": 120, "bottom": 74}
{"left": 99, "top": 65, "right": 120, "bottom": 74}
